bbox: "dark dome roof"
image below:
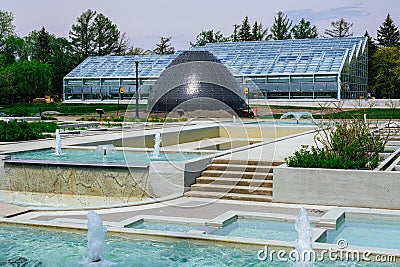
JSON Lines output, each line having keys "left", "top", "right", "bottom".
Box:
{"left": 167, "top": 50, "right": 221, "bottom": 67}
{"left": 147, "top": 50, "right": 246, "bottom": 113}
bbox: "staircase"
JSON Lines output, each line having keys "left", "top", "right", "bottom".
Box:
{"left": 185, "top": 158, "right": 283, "bottom": 202}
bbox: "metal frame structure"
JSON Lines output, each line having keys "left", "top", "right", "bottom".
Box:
{"left": 63, "top": 37, "right": 367, "bottom": 101}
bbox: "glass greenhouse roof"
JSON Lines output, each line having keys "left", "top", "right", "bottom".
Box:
{"left": 65, "top": 37, "right": 367, "bottom": 79}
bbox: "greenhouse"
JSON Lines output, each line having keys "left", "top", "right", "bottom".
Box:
{"left": 63, "top": 36, "right": 367, "bottom": 101}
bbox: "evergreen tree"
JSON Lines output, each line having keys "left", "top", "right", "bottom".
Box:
{"left": 238, "top": 16, "right": 252, "bottom": 41}
{"left": 377, "top": 14, "right": 400, "bottom": 47}
{"left": 191, "top": 30, "right": 228, "bottom": 46}
{"left": 231, "top": 24, "right": 240, "bottom": 42}
{"left": 364, "top": 31, "right": 378, "bottom": 96}
{"left": 292, "top": 18, "right": 318, "bottom": 39}
{"left": 69, "top": 9, "right": 96, "bottom": 63}
{"left": 251, "top": 22, "right": 269, "bottom": 41}
{"left": 154, "top": 36, "right": 175, "bottom": 54}
{"left": 324, "top": 18, "right": 353, "bottom": 38}
{"left": 271, "top": 11, "right": 292, "bottom": 40}
{"left": 32, "top": 26, "right": 51, "bottom": 63}
{"left": 92, "top": 13, "right": 120, "bottom": 56}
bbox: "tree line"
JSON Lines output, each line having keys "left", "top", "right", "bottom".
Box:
{"left": 0, "top": 9, "right": 399, "bottom": 104}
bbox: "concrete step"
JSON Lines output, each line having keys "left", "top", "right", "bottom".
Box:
{"left": 185, "top": 191, "right": 272, "bottom": 202}
{"left": 191, "top": 184, "right": 272, "bottom": 195}
{"left": 201, "top": 170, "right": 273, "bottom": 179}
{"left": 195, "top": 176, "right": 273, "bottom": 187}
{"left": 206, "top": 163, "right": 274, "bottom": 173}
{"left": 211, "top": 158, "right": 283, "bottom": 166}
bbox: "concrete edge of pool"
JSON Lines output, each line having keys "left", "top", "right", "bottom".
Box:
{"left": 1, "top": 207, "right": 399, "bottom": 262}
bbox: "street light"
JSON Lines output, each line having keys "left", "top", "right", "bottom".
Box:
{"left": 134, "top": 55, "right": 140, "bottom": 119}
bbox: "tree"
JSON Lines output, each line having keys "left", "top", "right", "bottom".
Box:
{"left": 364, "top": 31, "right": 378, "bottom": 96}
{"left": 0, "top": 10, "right": 15, "bottom": 46}
{"left": 251, "top": 21, "right": 269, "bottom": 41}
{"left": 92, "top": 13, "right": 120, "bottom": 56}
{"left": 32, "top": 26, "right": 51, "bottom": 63}
{"left": 231, "top": 24, "right": 240, "bottom": 42}
{"left": 271, "top": 11, "right": 292, "bottom": 40}
{"left": 154, "top": 36, "right": 175, "bottom": 54}
{"left": 5, "top": 60, "right": 52, "bottom": 102}
{"left": 69, "top": 9, "right": 97, "bottom": 63}
{"left": 377, "top": 14, "right": 400, "bottom": 47}
{"left": 238, "top": 16, "right": 252, "bottom": 41}
{"left": 0, "top": 35, "right": 24, "bottom": 65}
{"left": 292, "top": 18, "right": 318, "bottom": 39}
{"left": 371, "top": 46, "right": 400, "bottom": 98}
{"left": 324, "top": 18, "right": 353, "bottom": 38}
{"left": 191, "top": 30, "right": 228, "bottom": 46}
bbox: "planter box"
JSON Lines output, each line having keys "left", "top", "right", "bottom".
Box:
{"left": 273, "top": 165, "right": 400, "bottom": 209}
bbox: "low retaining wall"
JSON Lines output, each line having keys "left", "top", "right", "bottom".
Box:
{"left": 2, "top": 161, "right": 150, "bottom": 202}
{"left": 273, "top": 165, "right": 400, "bottom": 209}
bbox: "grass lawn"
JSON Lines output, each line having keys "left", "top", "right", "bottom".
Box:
{"left": 0, "top": 102, "right": 147, "bottom": 116}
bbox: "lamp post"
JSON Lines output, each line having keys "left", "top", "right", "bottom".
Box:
{"left": 134, "top": 55, "right": 140, "bottom": 119}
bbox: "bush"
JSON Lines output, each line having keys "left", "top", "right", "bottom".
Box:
{"left": 0, "top": 120, "right": 58, "bottom": 142}
{"left": 286, "top": 120, "right": 386, "bottom": 170}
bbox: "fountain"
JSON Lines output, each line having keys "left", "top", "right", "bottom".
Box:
{"left": 280, "top": 112, "right": 314, "bottom": 124}
{"left": 294, "top": 207, "right": 314, "bottom": 267}
{"left": 152, "top": 132, "right": 162, "bottom": 158}
{"left": 95, "top": 144, "right": 116, "bottom": 158}
{"left": 233, "top": 115, "right": 236, "bottom": 123}
{"left": 82, "top": 211, "right": 115, "bottom": 266}
{"left": 54, "top": 129, "right": 62, "bottom": 155}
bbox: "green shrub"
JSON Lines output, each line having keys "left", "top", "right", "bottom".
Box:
{"left": 0, "top": 120, "right": 58, "bottom": 141}
{"left": 286, "top": 120, "right": 385, "bottom": 169}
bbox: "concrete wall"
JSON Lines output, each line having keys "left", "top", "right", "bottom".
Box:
{"left": 147, "top": 155, "right": 214, "bottom": 197}
{"left": 2, "top": 162, "right": 150, "bottom": 201}
{"left": 220, "top": 126, "right": 310, "bottom": 139}
{"left": 273, "top": 165, "right": 400, "bottom": 209}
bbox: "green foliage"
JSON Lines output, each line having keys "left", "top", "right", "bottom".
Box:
{"left": 271, "top": 11, "right": 292, "bottom": 40}
{"left": 292, "top": 18, "right": 318, "bottom": 39}
{"left": 0, "top": 120, "right": 57, "bottom": 141}
{"left": 238, "top": 16, "right": 252, "bottom": 41}
{"left": 286, "top": 120, "right": 385, "bottom": 169}
{"left": 0, "top": 10, "right": 16, "bottom": 46}
{"left": 324, "top": 18, "right": 353, "bottom": 38}
{"left": 32, "top": 26, "right": 51, "bottom": 63}
{"left": 377, "top": 14, "right": 400, "bottom": 47}
{"left": 154, "top": 37, "right": 175, "bottom": 55}
{"left": 190, "top": 30, "right": 229, "bottom": 47}
{"left": 371, "top": 46, "right": 400, "bottom": 98}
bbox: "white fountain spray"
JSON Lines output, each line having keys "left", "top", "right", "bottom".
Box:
{"left": 83, "top": 211, "right": 115, "bottom": 266}
{"left": 294, "top": 207, "right": 314, "bottom": 267}
{"left": 152, "top": 132, "right": 162, "bottom": 158}
{"left": 54, "top": 129, "right": 62, "bottom": 155}
{"left": 233, "top": 115, "right": 236, "bottom": 123}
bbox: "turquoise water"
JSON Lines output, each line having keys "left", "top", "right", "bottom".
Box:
{"left": 322, "top": 218, "right": 400, "bottom": 250}
{"left": 0, "top": 226, "right": 397, "bottom": 266}
{"left": 10, "top": 149, "right": 200, "bottom": 165}
{"left": 210, "top": 218, "right": 301, "bottom": 241}
{"left": 125, "top": 221, "right": 197, "bottom": 232}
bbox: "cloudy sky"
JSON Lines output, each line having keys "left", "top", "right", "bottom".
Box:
{"left": 1, "top": 0, "right": 399, "bottom": 50}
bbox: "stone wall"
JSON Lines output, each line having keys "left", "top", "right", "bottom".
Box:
{"left": 2, "top": 162, "right": 150, "bottom": 201}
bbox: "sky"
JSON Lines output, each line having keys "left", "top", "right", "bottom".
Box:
{"left": 0, "top": 0, "right": 399, "bottom": 50}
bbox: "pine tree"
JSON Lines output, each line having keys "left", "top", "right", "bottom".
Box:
{"left": 251, "top": 21, "right": 269, "bottom": 41}
{"left": 292, "top": 18, "right": 318, "bottom": 39}
{"left": 92, "top": 13, "right": 120, "bottom": 56}
{"left": 231, "top": 24, "right": 240, "bottom": 42}
{"left": 154, "top": 36, "right": 175, "bottom": 54}
{"left": 364, "top": 31, "right": 378, "bottom": 97}
{"left": 377, "top": 14, "right": 400, "bottom": 47}
{"left": 324, "top": 18, "right": 353, "bottom": 38}
{"left": 271, "top": 11, "right": 292, "bottom": 40}
{"left": 238, "top": 16, "right": 252, "bottom": 41}
{"left": 191, "top": 30, "right": 228, "bottom": 46}
{"left": 32, "top": 26, "right": 51, "bottom": 63}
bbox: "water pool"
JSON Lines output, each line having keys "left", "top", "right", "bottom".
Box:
{"left": 210, "top": 218, "right": 305, "bottom": 241}
{"left": 0, "top": 226, "right": 397, "bottom": 267}
{"left": 10, "top": 149, "right": 200, "bottom": 165}
{"left": 319, "top": 218, "right": 400, "bottom": 250}
{"left": 125, "top": 221, "right": 198, "bottom": 232}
